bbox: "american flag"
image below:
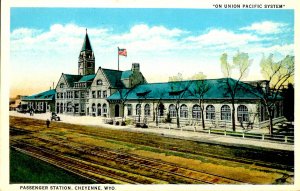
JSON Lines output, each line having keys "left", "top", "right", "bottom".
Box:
{"left": 118, "top": 48, "right": 127, "bottom": 57}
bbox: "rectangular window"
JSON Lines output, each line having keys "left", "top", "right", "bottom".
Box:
{"left": 81, "top": 92, "right": 85, "bottom": 98}
{"left": 97, "top": 91, "right": 101, "bottom": 98}
{"left": 67, "top": 103, "right": 72, "bottom": 112}
{"left": 92, "top": 91, "right": 96, "bottom": 98}
{"left": 103, "top": 91, "right": 107, "bottom": 98}
{"left": 75, "top": 91, "right": 79, "bottom": 98}
{"left": 75, "top": 104, "right": 79, "bottom": 113}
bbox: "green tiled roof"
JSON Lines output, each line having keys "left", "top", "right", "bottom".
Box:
{"left": 81, "top": 33, "right": 92, "bottom": 51}
{"left": 107, "top": 78, "right": 267, "bottom": 101}
{"left": 102, "top": 68, "right": 125, "bottom": 88}
{"left": 22, "top": 89, "right": 56, "bottom": 101}
{"left": 64, "top": 74, "right": 82, "bottom": 87}
{"left": 121, "top": 70, "right": 132, "bottom": 79}
{"left": 79, "top": 74, "right": 96, "bottom": 82}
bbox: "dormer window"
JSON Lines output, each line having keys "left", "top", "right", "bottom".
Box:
{"left": 97, "top": 80, "right": 102, "bottom": 85}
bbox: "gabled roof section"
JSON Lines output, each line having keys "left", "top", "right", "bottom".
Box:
{"left": 22, "top": 89, "right": 56, "bottom": 101}
{"left": 81, "top": 30, "right": 93, "bottom": 51}
{"left": 108, "top": 78, "right": 266, "bottom": 101}
{"left": 121, "top": 70, "right": 132, "bottom": 79}
{"left": 102, "top": 68, "right": 125, "bottom": 88}
{"left": 63, "top": 74, "right": 82, "bottom": 87}
{"left": 79, "top": 74, "right": 96, "bottom": 82}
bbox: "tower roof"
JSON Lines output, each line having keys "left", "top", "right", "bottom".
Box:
{"left": 81, "top": 29, "right": 93, "bottom": 51}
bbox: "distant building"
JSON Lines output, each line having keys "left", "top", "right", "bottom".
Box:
{"left": 9, "top": 95, "right": 24, "bottom": 111}
{"left": 21, "top": 89, "right": 56, "bottom": 112}
{"left": 20, "top": 30, "right": 285, "bottom": 128}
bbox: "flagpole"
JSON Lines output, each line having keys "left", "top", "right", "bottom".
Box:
{"left": 117, "top": 47, "right": 119, "bottom": 71}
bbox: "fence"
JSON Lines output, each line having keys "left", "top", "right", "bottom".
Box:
{"left": 151, "top": 123, "right": 294, "bottom": 144}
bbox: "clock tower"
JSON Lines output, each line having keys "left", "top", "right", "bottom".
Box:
{"left": 78, "top": 29, "right": 95, "bottom": 75}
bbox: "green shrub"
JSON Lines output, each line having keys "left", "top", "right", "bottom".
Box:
{"left": 125, "top": 118, "right": 133, "bottom": 125}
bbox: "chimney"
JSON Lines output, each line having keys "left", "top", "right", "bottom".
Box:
{"left": 131, "top": 63, "right": 140, "bottom": 72}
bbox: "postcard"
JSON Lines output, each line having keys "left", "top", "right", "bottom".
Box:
{"left": 1, "top": 0, "right": 299, "bottom": 191}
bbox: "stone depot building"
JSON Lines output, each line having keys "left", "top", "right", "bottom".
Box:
{"left": 21, "top": 31, "right": 285, "bottom": 128}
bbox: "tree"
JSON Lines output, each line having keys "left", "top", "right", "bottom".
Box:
{"left": 169, "top": 73, "right": 184, "bottom": 82}
{"left": 152, "top": 89, "right": 166, "bottom": 126}
{"left": 220, "top": 51, "right": 252, "bottom": 131}
{"left": 136, "top": 89, "right": 151, "bottom": 123}
{"left": 189, "top": 72, "right": 207, "bottom": 80}
{"left": 258, "top": 54, "right": 294, "bottom": 134}
{"left": 116, "top": 88, "right": 132, "bottom": 121}
{"left": 190, "top": 79, "right": 211, "bottom": 129}
{"left": 168, "top": 79, "right": 192, "bottom": 128}
{"left": 114, "top": 79, "right": 136, "bottom": 122}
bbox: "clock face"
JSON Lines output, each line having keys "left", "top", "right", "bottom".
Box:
{"left": 97, "top": 80, "right": 102, "bottom": 85}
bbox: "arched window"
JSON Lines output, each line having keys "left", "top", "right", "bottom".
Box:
{"left": 92, "top": 103, "right": 96, "bottom": 112}
{"left": 136, "top": 104, "right": 141, "bottom": 115}
{"left": 60, "top": 83, "right": 64, "bottom": 88}
{"left": 102, "top": 104, "right": 107, "bottom": 114}
{"left": 59, "top": 103, "right": 63, "bottom": 113}
{"left": 206, "top": 105, "right": 215, "bottom": 120}
{"left": 237, "top": 105, "right": 249, "bottom": 122}
{"left": 192, "top": 105, "right": 201, "bottom": 119}
{"left": 144, "top": 104, "right": 150, "bottom": 116}
{"left": 127, "top": 104, "right": 132, "bottom": 116}
{"left": 180, "top": 104, "right": 188, "bottom": 118}
{"left": 56, "top": 103, "right": 60, "bottom": 113}
{"left": 67, "top": 102, "right": 72, "bottom": 112}
{"left": 97, "top": 103, "right": 101, "bottom": 116}
{"left": 169, "top": 104, "right": 176, "bottom": 117}
{"left": 158, "top": 103, "right": 164, "bottom": 116}
{"left": 115, "top": 104, "right": 120, "bottom": 117}
{"left": 221, "top": 105, "right": 231, "bottom": 121}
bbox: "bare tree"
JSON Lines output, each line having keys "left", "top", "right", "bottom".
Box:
{"left": 248, "top": 54, "right": 294, "bottom": 135}
{"left": 220, "top": 51, "right": 252, "bottom": 131}
{"left": 169, "top": 73, "right": 184, "bottom": 82}
{"left": 152, "top": 89, "right": 166, "bottom": 126}
{"left": 136, "top": 89, "right": 151, "bottom": 123}
{"left": 168, "top": 74, "right": 192, "bottom": 128}
{"left": 189, "top": 72, "right": 207, "bottom": 80}
{"left": 190, "top": 79, "right": 211, "bottom": 129}
{"left": 114, "top": 80, "right": 136, "bottom": 122}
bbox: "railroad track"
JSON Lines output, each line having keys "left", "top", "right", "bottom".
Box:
{"left": 9, "top": 119, "right": 293, "bottom": 184}
{"left": 62, "top": 127, "right": 294, "bottom": 171}
{"left": 10, "top": 127, "right": 34, "bottom": 135}
{"left": 11, "top": 135, "right": 247, "bottom": 184}
{"left": 10, "top": 124, "right": 293, "bottom": 174}
{"left": 11, "top": 141, "right": 157, "bottom": 184}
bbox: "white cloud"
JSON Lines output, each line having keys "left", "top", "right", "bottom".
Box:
{"left": 11, "top": 28, "right": 42, "bottom": 40}
{"left": 125, "top": 24, "right": 184, "bottom": 39}
{"left": 184, "top": 29, "right": 260, "bottom": 49}
{"left": 240, "top": 21, "right": 288, "bottom": 35}
{"left": 247, "top": 44, "right": 294, "bottom": 56}
{"left": 10, "top": 23, "right": 293, "bottom": 96}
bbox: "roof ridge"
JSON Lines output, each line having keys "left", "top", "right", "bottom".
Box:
{"left": 102, "top": 68, "right": 124, "bottom": 72}
{"left": 64, "top": 74, "right": 82, "bottom": 76}
{"left": 141, "top": 78, "right": 233, "bottom": 85}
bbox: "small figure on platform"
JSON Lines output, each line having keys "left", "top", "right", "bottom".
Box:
{"left": 46, "top": 119, "right": 50, "bottom": 128}
{"left": 29, "top": 108, "right": 34, "bottom": 116}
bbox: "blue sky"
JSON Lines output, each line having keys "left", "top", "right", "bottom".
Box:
{"left": 10, "top": 8, "right": 294, "bottom": 97}
{"left": 11, "top": 8, "right": 294, "bottom": 37}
